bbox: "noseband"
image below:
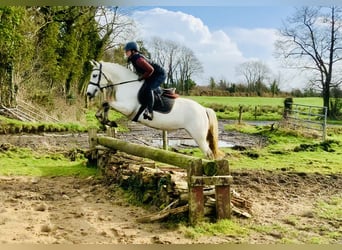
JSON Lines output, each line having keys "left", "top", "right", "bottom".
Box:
{"left": 88, "top": 63, "right": 112, "bottom": 91}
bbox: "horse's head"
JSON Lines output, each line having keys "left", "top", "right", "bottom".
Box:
{"left": 86, "top": 60, "right": 112, "bottom": 99}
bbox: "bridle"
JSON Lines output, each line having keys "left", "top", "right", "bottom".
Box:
{"left": 88, "top": 62, "right": 138, "bottom": 91}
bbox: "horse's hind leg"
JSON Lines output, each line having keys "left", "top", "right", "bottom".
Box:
{"left": 187, "top": 129, "right": 214, "bottom": 159}
{"left": 199, "top": 142, "right": 214, "bottom": 159}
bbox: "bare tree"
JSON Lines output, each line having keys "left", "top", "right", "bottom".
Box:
{"left": 178, "top": 46, "right": 203, "bottom": 94}
{"left": 149, "top": 37, "right": 181, "bottom": 87}
{"left": 95, "top": 7, "right": 135, "bottom": 53}
{"left": 275, "top": 6, "right": 342, "bottom": 116}
{"left": 236, "top": 60, "right": 271, "bottom": 94}
{"left": 148, "top": 37, "right": 203, "bottom": 91}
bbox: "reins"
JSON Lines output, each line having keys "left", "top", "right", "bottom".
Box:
{"left": 88, "top": 62, "right": 139, "bottom": 90}
{"left": 104, "top": 79, "right": 139, "bottom": 88}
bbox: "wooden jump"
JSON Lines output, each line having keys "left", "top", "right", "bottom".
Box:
{"left": 88, "top": 128, "right": 233, "bottom": 225}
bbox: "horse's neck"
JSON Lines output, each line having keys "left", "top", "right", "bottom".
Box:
{"left": 106, "top": 63, "right": 141, "bottom": 115}
{"left": 111, "top": 64, "right": 139, "bottom": 98}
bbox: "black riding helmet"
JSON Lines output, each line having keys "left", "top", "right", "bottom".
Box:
{"left": 124, "top": 41, "right": 139, "bottom": 52}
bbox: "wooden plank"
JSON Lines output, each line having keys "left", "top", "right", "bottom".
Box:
{"left": 187, "top": 159, "right": 204, "bottom": 225}
{"left": 215, "top": 159, "right": 231, "bottom": 220}
{"left": 136, "top": 204, "right": 189, "bottom": 223}
{"left": 190, "top": 175, "right": 233, "bottom": 186}
{"left": 215, "top": 185, "right": 231, "bottom": 219}
{"left": 97, "top": 136, "right": 218, "bottom": 172}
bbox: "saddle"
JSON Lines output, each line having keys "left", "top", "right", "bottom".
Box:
{"left": 160, "top": 88, "right": 179, "bottom": 99}
{"left": 132, "top": 88, "right": 179, "bottom": 121}
{"left": 154, "top": 88, "right": 179, "bottom": 113}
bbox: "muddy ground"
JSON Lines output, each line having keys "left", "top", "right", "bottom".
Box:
{"left": 0, "top": 121, "right": 341, "bottom": 244}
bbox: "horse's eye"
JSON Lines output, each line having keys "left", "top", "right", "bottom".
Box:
{"left": 93, "top": 74, "right": 98, "bottom": 78}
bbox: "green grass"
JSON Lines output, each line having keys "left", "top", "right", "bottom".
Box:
{"left": 180, "top": 219, "right": 249, "bottom": 240}
{"left": 314, "top": 195, "right": 342, "bottom": 221}
{"left": 186, "top": 96, "right": 323, "bottom": 107}
{"left": 0, "top": 146, "right": 99, "bottom": 177}
{"left": 0, "top": 115, "right": 88, "bottom": 134}
{"left": 184, "top": 96, "right": 326, "bottom": 121}
{"left": 184, "top": 96, "right": 342, "bottom": 124}
{"left": 223, "top": 124, "right": 342, "bottom": 174}
{"left": 178, "top": 123, "right": 342, "bottom": 174}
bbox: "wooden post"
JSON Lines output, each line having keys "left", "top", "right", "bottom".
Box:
{"left": 215, "top": 159, "right": 231, "bottom": 220}
{"left": 238, "top": 105, "right": 243, "bottom": 124}
{"left": 88, "top": 128, "right": 98, "bottom": 150}
{"left": 106, "top": 127, "right": 117, "bottom": 138}
{"left": 162, "top": 130, "right": 168, "bottom": 150}
{"left": 188, "top": 159, "right": 204, "bottom": 225}
{"left": 88, "top": 128, "right": 98, "bottom": 164}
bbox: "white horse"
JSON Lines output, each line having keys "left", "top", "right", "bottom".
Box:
{"left": 86, "top": 60, "right": 224, "bottom": 159}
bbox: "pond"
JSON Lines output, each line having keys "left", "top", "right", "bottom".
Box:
{"left": 151, "top": 138, "right": 235, "bottom": 148}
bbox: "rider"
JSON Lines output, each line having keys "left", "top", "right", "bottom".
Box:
{"left": 124, "top": 41, "right": 166, "bottom": 120}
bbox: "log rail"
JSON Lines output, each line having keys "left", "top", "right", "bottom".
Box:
{"left": 88, "top": 128, "right": 233, "bottom": 225}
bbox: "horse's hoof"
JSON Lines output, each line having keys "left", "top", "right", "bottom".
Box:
{"left": 109, "top": 121, "right": 118, "bottom": 127}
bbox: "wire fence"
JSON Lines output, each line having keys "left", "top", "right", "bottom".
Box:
{"left": 282, "top": 103, "right": 327, "bottom": 141}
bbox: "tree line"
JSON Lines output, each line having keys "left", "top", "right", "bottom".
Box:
{"left": 0, "top": 6, "right": 129, "bottom": 108}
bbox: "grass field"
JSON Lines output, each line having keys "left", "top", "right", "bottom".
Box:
{"left": 185, "top": 96, "right": 323, "bottom": 107}
{"left": 178, "top": 123, "right": 342, "bottom": 174}
{"left": 184, "top": 96, "right": 342, "bottom": 123}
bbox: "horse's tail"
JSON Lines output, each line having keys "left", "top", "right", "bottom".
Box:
{"left": 206, "top": 108, "right": 225, "bottom": 159}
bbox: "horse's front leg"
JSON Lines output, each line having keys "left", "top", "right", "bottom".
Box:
{"left": 103, "top": 102, "right": 118, "bottom": 127}
{"left": 96, "top": 101, "right": 118, "bottom": 128}
{"left": 95, "top": 104, "right": 104, "bottom": 122}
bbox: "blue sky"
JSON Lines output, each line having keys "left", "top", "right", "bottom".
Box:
{"left": 122, "top": 6, "right": 307, "bottom": 90}
{"left": 143, "top": 6, "right": 296, "bottom": 29}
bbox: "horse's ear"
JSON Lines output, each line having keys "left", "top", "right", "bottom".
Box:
{"left": 90, "top": 59, "right": 98, "bottom": 67}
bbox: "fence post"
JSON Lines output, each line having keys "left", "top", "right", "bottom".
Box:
{"left": 188, "top": 159, "right": 204, "bottom": 225}
{"left": 162, "top": 130, "right": 168, "bottom": 150}
{"left": 88, "top": 128, "right": 98, "bottom": 150}
{"left": 215, "top": 159, "right": 231, "bottom": 220}
{"left": 323, "top": 106, "right": 327, "bottom": 141}
{"left": 238, "top": 105, "right": 243, "bottom": 124}
{"left": 106, "top": 127, "right": 117, "bottom": 138}
{"left": 88, "top": 128, "right": 98, "bottom": 163}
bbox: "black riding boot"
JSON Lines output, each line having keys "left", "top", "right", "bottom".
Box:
{"left": 143, "top": 91, "right": 154, "bottom": 120}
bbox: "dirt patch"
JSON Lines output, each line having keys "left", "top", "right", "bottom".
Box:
{"left": 0, "top": 172, "right": 340, "bottom": 244}
{"left": 232, "top": 170, "right": 342, "bottom": 243}
{"left": 0, "top": 176, "right": 192, "bottom": 244}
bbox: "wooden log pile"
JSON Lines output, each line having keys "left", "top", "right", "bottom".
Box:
{"left": 91, "top": 148, "right": 252, "bottom": 222}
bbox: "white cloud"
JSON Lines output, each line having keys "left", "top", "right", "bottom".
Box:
{"left": 131, "top": 8, "right": 305, "bottom": 90}
{"left": 226, "top": 28, "right": 278, "bottom": 60}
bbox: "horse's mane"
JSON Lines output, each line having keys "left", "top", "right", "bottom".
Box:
{"left": 102, "top": 61, "right": 138, "bottom": 81}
